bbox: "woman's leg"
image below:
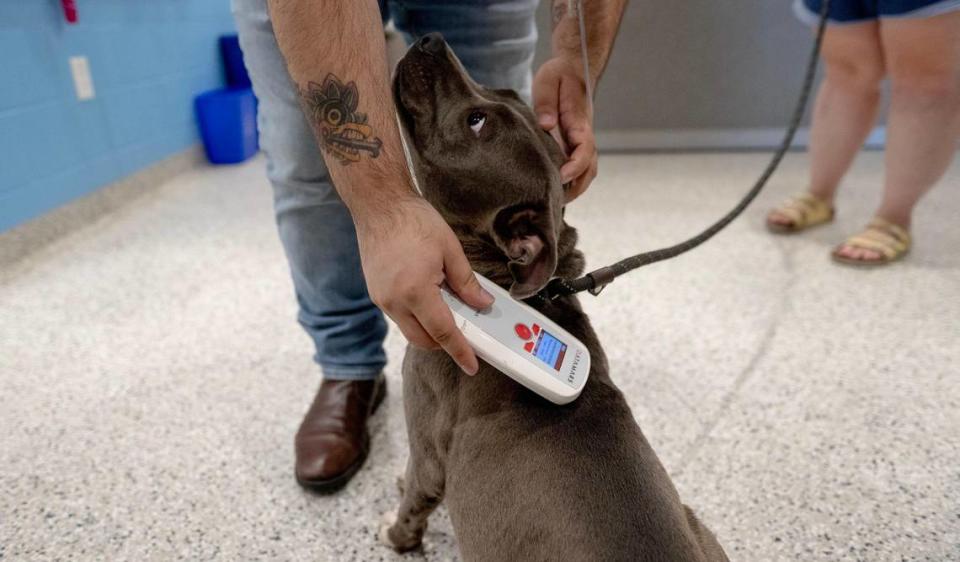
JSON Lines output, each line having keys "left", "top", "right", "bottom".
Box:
{"left": 836, "top": 10, "right": 960, "bottom": 261}
{"left": 769, "top": 22, "right": 885, "bottom": 227}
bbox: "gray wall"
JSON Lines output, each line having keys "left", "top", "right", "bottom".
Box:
{"left": 533, "top": 1, "right": 886, "bottom": 150}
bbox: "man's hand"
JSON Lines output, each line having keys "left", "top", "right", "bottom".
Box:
{"left": 354, "top": 196, "right": 494, "bottom": 375}
{"left": 537, "top": 0, "right": 627, "bottom": 202}
{"left": 533, "top": 57, "right": 598, "bottom": 203}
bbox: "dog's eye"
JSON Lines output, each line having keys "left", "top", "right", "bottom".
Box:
{"left": 467, "top": 111, "right": 486, "bottom": 136}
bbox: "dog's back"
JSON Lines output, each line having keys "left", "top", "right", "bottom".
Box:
{"left": 401, "top": 300, "right": 728, "bottom": 562}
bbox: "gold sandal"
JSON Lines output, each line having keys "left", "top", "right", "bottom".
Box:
{"left": 766, "top": 193, "right": 835, "bottom": 233}
{"left": 832, "top": 217, "right": 911, "bottom": 267}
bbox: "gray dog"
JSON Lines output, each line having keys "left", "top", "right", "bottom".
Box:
{"left": 380, "top": 33, "right": 729, "bottom": 562}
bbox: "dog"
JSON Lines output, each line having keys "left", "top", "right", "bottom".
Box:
{"left": 380, "top": 33, "right": 730, "bottom": 562}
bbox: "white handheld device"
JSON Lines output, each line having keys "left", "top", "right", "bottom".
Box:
{"left": 441, "top": 274, "right": 591, "bottom": 405}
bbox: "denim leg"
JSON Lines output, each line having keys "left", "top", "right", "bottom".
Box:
{"left": 232, "top": 0, "right": 387, "bottom": 381}
{"left": 389, "top": 0, "right": 539, "bottom": 100}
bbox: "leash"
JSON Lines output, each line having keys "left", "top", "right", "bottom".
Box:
{"left": 534, "top": 0, "right": 831, "bottom": 303}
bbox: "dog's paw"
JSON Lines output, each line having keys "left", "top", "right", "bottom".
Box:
{"left": 378, "top": 510, "right": 399, "bottom": 548}
{"left": 378, "top": 509, "right": 423, "bottom": 553}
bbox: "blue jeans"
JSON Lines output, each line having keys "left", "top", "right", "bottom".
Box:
{"left": 232, "top": 0, "right": 538, "bottom": 380}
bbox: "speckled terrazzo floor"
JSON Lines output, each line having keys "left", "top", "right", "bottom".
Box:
{"left": 1, "top": 151, "right": 958, "bottom": 561}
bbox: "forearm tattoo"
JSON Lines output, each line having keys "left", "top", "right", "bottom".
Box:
{"left": 551, "top": 0, "right": 567, "bottom": 29}
{"left": 300, "top": 74, "right": 383, "bottom": 165}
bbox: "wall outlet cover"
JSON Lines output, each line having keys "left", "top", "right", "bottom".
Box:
{"left": 69, "top": 56, "right": 95, "bottom": 101}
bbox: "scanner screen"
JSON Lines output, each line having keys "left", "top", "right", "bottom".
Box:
{"left": 533, "top": 330, "right": 567, "bottom": 370}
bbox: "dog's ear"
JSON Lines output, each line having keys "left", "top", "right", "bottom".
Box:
{"left": 492, "top": 206, "right": 558, "bottom": 298}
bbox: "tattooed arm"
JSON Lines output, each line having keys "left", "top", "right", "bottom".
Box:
{"left": 268, "top": 0, "right": 493, "bottom": 374}
{"left": 534, "top": 0, "right": 628, "bottom": 202}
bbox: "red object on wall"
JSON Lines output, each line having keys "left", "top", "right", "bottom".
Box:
{"left": 61, "top": 0, "right": 78, "bottom": 24}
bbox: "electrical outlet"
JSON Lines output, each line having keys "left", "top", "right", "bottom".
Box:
{"left": 69, "top": 56, "right": 95, "bottom": 101}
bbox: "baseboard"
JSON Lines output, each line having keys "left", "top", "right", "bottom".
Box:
{"left": 0, "top": 146, "right": 206, "bottom": 269}
{"left": 597, "top": 126, "right": 887, "bottom": 152}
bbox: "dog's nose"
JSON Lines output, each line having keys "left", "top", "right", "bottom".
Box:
{"left": 416, "top": 32, "right": 444, "bottom": 55}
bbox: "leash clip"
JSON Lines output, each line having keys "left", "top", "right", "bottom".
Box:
{"left": 586, "top": 267, "right": 616, "bottom": 297}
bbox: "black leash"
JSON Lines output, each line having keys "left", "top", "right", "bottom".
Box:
{"left": 534, "top": 0, "right": 831, "bottom": 303}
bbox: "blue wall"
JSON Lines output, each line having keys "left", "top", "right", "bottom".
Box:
{"left": 0, "top": 1, "right": 236, "bottom": 232}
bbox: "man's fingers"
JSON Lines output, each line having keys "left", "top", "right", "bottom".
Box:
{"left": 443, "top": 237, "right": 494, "bottom": 310}
{"left": 565, "top": 177, "right": 588, "bottom": 204}
{"left": 533, "top": 67, "right": 561, "bottom": 130}
{"left": 394, "top": 312, "right": 440, "bottom": 350}
{"left": 560, "top": 137, "right": 595, "bottom": 183}
{"left": 548, "top": 126, "right": 570, "bottom": 157}
{"left": 414, "top": 292, "right": 479, "bottom": 375}
{"left": 553, "top": 69, "right": 595, "bottom": 185}
{"left": 564, "top": 160, "right": 597, "bottom": 203}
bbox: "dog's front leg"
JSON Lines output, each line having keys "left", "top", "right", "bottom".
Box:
{"left": 379, "top": 453, "right": 445, "bottom": 552}
{"left": 380, "top": 352, "right": 452, "bottom": 553}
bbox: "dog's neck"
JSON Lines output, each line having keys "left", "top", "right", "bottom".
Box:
{"left": 455, "top": 221, "right": 585, "bottom": 302}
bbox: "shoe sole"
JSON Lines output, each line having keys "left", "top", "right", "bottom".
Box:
{"left": 295, "top": 377, "right": 388, "bottom": 494}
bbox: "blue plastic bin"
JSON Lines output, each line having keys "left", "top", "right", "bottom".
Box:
{"left": 219, "top": 35, "right": 251, "bottom": 88}
{"left": 195, "top": 87, "right": 259, "bottom": 164}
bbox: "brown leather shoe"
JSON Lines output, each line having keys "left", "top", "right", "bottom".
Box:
{"left": 294, "top": 375, "right": 387, "bottom": 493}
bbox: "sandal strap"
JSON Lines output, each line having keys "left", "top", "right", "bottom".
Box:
{"left": 792, "top": 193, "right": 824, "bottom": 212}
{"left": 841, "top": 219, "right": 912, "bottom": 260}
{"left": 868, "top": 217, "right": 911, "bottom": 245}
{"left": 777, "top": 205, "right": 805, "bottom": 223}
{"left": 845, "top": 235, "right": 901, "bottom": 259}
{"left": 773, "top": 193, "right": 832, "bottom": 226}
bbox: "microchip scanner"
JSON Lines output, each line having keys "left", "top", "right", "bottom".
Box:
{"left": 441, "top": 274, "right": 591, "bottom": 405}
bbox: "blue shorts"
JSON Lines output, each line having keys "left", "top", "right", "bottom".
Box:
{"left": 794, "top": 0, "right": 960, "bottom": 24}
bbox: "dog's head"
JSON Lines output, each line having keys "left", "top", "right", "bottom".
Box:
{"left": 394, "top": 33, "right": 575, "bottom": 299}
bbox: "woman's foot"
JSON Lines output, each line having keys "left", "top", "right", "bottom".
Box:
{"left": 766, "top": 192, "right": 835, "bottom": 233}
{"left": 832, "top": 217, "right": 911, "bottom": 266}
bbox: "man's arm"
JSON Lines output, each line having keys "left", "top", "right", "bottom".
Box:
{"left": 268, "top": 0, "right": 493, "bottom": 374}
{"left": 534, "top": 0, "right": 628, "bottom": 201}
{"left": 551, "top": 0, "right": 626, "bottom": 88}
